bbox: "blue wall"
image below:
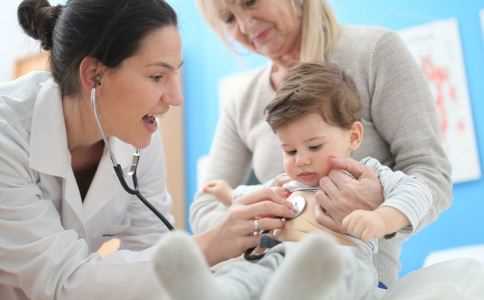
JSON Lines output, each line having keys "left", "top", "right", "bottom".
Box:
{"left": 168, "top": 0, "right": 484, "bottom": 275}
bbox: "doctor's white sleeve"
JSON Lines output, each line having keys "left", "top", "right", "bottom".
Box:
{"left": 0, "top": 122, "right": 169, "bottom": 300}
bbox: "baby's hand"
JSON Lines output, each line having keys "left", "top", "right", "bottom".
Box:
{"left": 272, "top": 173, "right": 291, "bottom": 187}
{"left": 342, "top": 210, "right": 386, "bottom": 241}
{"left": 202, "top": 180, "right": 233, "bottom": 206}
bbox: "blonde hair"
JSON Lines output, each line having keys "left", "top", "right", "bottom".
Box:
{"left": 300, "top": 0, "right": 340, "bottom": 62}
{"left": 265, "top": 63, "right": 361, "bottom": 131}
{"left": 196, "top": 0, "right": 340, "bottom": 62}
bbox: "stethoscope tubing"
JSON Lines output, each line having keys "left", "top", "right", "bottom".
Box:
{"left": 90, "top": 85, "right": 175, "bottom": 231}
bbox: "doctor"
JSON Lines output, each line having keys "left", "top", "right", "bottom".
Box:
{"left": 0, "top": 0, "right": 295, "bottom": 299}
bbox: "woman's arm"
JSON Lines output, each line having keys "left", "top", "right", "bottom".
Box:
{"left": 368, "top": 31, "right": 451, "bottom": 228}
{"left": 316, "top": 31, "right": 451, "bottom": 231}
{"left": 190, "top": 75, "right": 254, "bottom": 233}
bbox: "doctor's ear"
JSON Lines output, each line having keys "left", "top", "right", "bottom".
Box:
{"left": 79, "top": 56, "right": 105, "bottom": 90}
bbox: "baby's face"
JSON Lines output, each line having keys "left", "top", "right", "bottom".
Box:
{"left": 276, "top": 113, "right": 361, "bottom": 187}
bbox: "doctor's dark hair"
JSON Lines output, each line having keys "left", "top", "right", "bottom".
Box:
{"left": 17, "top": 0, "right": 177, "bottom": 96}
{"left": 265, "top": 63, "right": 361, "bottom": 131}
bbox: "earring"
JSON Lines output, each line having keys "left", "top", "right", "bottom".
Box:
{"left": 94, "top": 74, "right": 102, "bottom": 86}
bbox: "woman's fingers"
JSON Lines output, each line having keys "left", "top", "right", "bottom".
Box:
{"left": 240, "top": 235, "right": 260, "bottom": 250}
{"left": 329, "top": 156, "right": 366, "bottom": 179}
{"left": 319, "top": 177, "right": 340, "bottom": 202}
{"left": 237, "top": 187, "right": 291, "bottom": 208}
{"left": 238, "top": 217, "right": 286, "bottom": 236}
{"left": 327, "top": 169, "right": 355, "bottom": 190}
{"left": 238, "top": 200, "right": 295, "bottom": 220}
{"left": 314, "top": 204, "right": 345, "bottom": 233}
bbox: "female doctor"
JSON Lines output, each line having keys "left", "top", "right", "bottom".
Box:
{"left": 0, "top": 0, "right": 295, "bottom": 299}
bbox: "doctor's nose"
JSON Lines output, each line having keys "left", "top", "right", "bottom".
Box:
{"left": 163, "top": 75, "right": 183, "bottom": 106}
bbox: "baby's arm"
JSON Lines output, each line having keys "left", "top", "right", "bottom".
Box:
{"left": 202, "top": 174, "right": 291, "bottom": 207}
{"left": 341, "top": 157, "right": 433, "bottom": 241}
{"left": 342, "top": 207, "right": 409, "bottom": 241}
{"left": 201, "top": 180, "right": 234, "bottom": 206}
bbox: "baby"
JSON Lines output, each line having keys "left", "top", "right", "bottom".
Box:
{"left": 155, "top": 63, "right": 433, "bottom": 300}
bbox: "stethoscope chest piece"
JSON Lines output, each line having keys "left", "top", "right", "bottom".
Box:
{"left": 288, "top": 195, "right": 306, "bottom": 218}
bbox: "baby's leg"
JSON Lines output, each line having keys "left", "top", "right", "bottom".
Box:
{"left": 153, "top": 231, "right": 283, "bottom": 300}
{"left": 337, "top": 240, "right": 380, "bottom": 300}
{"left": 261, "top": 232, "right": 344, "bottom": 300}
{"left": 261, "top": 233, "right": 380, "bottom": 300}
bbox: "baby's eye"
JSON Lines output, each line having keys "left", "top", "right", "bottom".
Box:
{"left": 285, "top": 150, "right": 297, "bottom": 156}
{"left": 308, "top": 145, "right": 322, "bottom": 151}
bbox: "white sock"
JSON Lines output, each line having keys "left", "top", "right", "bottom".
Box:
{"left": 152, "top": 231, "right": 229, "bottom": 300}
{"left": 261, "top": 233, "right": 344, "bottom": 300}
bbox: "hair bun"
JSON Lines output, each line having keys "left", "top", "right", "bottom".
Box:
{"left": 18, "top": 0, "right": 63, "bottom": 51}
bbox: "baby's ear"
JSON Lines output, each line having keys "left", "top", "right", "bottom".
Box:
{"left": 349, "top": 121, "right": 364, "bottom": 150}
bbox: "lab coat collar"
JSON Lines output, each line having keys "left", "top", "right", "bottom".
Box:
{"left": 29, "top": 78, "right": 134, "bottom": 177}
{"left": 29, "top": 78, "right": 135, "bottom": 221}
{"left": 82, "top": 138, "right": 136, "bottom": 221}
{"left": 29, "top": 78, "right": 70, "bottom": 177}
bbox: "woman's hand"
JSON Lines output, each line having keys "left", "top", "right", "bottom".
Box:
{"left": 195, "top": 187, "right": 295, "bottom": 266}
{"left": 314, "top": 157, "right": 384, "bottom": 233}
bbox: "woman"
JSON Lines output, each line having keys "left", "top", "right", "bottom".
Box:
{"left": 192, "top": 0, "right": 452, "bottom": 289}
{"left": 0, "top": 0, "right": 294, "bottom": 299}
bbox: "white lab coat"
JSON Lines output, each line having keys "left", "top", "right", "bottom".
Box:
{"left": 0, "top": 72, "right": 174, "bottom": 300}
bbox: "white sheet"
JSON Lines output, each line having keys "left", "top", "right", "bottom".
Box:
{"left": 383, "top": 258, "right": 484, "bottom": 300}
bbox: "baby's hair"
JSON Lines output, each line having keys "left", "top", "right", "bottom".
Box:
{"left": 265, "top": 63, "right": 361, "bottom": 131}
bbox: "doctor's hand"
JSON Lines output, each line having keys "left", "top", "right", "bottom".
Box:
{"left": 271, "top": 173, "right": 291, "bottom": 187}
{"left": 195, "top": 187, "right": 295, "bottom": 266}
{"left": 314, "top": 157, "right": 384, "bottom": 233}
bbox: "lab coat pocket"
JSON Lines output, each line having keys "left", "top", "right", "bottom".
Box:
{"left": 99, "top": 200, "right": 132, "bottom": 238}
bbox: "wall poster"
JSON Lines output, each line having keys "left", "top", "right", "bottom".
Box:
{"left": 399, "top": 19, "right": 481, "bottom": 183}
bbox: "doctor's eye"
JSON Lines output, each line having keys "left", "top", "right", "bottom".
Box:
{"left": 150, "top": 74, "right": 165, "bottom": 82}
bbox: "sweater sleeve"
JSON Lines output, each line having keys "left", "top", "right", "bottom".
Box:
{"left": 190, "top": 75, "right": 253, "bottom": 233}
{"left": 369, "top": 31, "right": 452, "bottom": 230}
{"left": 362, "top": 157, "right": 433, "bottom": 233}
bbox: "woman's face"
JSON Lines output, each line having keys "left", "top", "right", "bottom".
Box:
{"left": 214, "top": 0, "right": 302, "bottom": 61}
{"left": 98, "top": 26, "right": 183, "bottom": 149}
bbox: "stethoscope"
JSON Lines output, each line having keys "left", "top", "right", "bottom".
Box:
{"left": 90, "top": 84, "right": 175, "bottom": 231}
